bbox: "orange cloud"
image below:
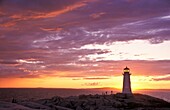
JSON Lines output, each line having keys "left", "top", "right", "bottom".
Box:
{"left": 82, "top": 82, "right": 101, "bottom": 86}
{"left": 0, "top": 11, "right": 5, "bottom": 16}
{"left": 1, "top": 0, "right": 95, "bottom": 28}
{"left": 90, "top": 12, "right": 105, "bottom": 19}
{"left": 83, "top": 77, "right": 110, "bottom": 80}
{"left": 0, "top": 8, "right": 5, "bottom": 15}
{"left": 10, "top": 14, "right": 23, "bottom": 19}
{"left": 0, "top": 21, "right": 16, "bottom": 27}
{"left": 152, "top": 75, "right": 170, "bottom": 81}
{"left": 40, "top": 27, "right": 63, "bottom": 32}
{"left": 19, "top": 0, "right": 95, "bottom": 20}
{"left": 32, "top": 2, "right": 86, "bottom": 19}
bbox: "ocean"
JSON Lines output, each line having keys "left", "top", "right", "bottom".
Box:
{"left": 0, "top": 88, "right": 170, "bottom": 102}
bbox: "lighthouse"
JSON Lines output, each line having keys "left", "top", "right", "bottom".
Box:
{"left": 122, "top": 67, "right": 132, "bottom": 94}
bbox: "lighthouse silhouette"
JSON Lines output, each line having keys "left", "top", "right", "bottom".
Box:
{"left": 122, "top": 66, "right": 132, "bottom": 94}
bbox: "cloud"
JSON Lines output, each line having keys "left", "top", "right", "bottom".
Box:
{"left": 83, "top": 77, "right": 110, "bottom": 80}
{"left": 0, "top": 60, "right": 19, "bottom": 65}
{"left": 71, "top": 77, "right": 110, "bottom": 80}
{"left": 90, "top": 12, "right": 105, "bottom": 19}
{"left": 72, "top": 78, "right": 81, "bottom": 80}
{"left": 0, "top": 0, "right": 95, "bottom": 27}
{"left": 152, "top": 75, "right": 170, "bottom": 81}
{"left": 40, "top": 27, "right": 63, "bottom": 32}
{"left": 30, "top": 2, "right": 86, "bottom": 19}
{"left": 82, "top": 82, "right": 101, "bottom": 86}
{"left": 0, "top": 0, "right": 170, "bottom": 79}
{"left": 0, "top": 21, "right": 16, "bottom": 27}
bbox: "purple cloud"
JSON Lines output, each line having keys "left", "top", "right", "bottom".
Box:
{"left": 0, "top": 0, "right": 170, "bottom": 78}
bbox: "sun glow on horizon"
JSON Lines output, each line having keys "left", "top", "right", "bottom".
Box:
{"left": 0, "top": 0, "right": 170, "bottom": 93}
{"left": 1, "top": 74, "right": 169, "bottom": 90}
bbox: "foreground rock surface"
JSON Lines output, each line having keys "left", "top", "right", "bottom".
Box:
{"left": 0, "top": 93, "right": 170, "bottom": 110}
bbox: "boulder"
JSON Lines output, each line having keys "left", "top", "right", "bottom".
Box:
{"left": 76, "top": 106, "right": 83, "bottom": 110}
{"left": 17, "top": 101, "right": 50, "bottom": 109}
{"left": 1, "top": 93, "right": 170, "bottom": 110}
{"left": 0, "top": 101, "right": 36, "bottom": 110}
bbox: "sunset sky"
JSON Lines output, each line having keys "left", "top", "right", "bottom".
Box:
{"left": 0, "top": 0, "right": 170, "bottom": 90}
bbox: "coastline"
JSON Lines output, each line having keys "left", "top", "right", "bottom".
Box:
{"left": 0, "top": 88, "right": 170, "bottom": 102}
{"left": 0, "top": 93, "right": 170, "bottom": 110}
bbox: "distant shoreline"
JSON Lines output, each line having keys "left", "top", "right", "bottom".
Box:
{"left": 0, "top": 87, "right": 170, "bottom": 91}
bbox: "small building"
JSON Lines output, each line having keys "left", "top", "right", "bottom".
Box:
{"left": 122, "top": 67, "right": 132, "bottom": 94}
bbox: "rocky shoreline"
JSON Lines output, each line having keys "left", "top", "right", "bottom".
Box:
{"left": 0, "top": 93, "right": 170, "bottom": 110}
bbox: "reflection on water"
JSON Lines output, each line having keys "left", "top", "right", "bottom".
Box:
{"left": 134, "top": 89, "right": 170, "bottom": 102}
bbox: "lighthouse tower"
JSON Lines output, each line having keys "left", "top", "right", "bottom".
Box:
{"left": 122, "top": 67, "right": 132, "bottom": 94}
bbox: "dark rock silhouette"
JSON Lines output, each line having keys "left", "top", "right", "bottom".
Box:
{"left": 0, "top": 93, "right": 170, "bottom": 110}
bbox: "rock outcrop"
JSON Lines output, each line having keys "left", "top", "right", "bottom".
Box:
{"left": 0, "top": 93, "right": 170, "bottom": 110}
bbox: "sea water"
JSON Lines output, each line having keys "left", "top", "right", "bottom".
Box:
{"left": 0, "top": 88, "right": 169, "bottom": 102}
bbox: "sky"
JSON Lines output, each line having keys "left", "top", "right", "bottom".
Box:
{"left": 0, "top": 0, "right": 170, "bottom": 90}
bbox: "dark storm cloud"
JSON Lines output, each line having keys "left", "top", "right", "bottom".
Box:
{"left": 0, "top": 0, "right": 170, "bottom": 78}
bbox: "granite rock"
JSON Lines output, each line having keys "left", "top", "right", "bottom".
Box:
{"left": 0, "top": 93, "right": 170, "bottom": 110}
